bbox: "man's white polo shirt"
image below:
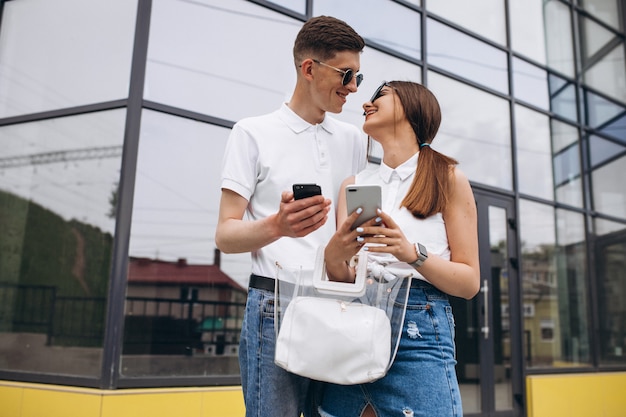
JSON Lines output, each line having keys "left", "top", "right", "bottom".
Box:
{"left": 220, "top": 103, "right": 367, "bottom": 282}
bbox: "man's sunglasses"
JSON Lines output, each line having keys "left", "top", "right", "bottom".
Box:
{"left": 369, "top": 81, "right": 391, "bottom": 103}
{"left": 313, "top": 59, "right": 364, "bottom": 87}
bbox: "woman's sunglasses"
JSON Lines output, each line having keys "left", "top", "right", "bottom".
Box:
{"left": 369, "top": 81, "right": 391, "bottom": 103}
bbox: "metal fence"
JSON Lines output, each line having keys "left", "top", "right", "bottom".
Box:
{"left": 0, "top": 283, "right": 245, "bottom": 355}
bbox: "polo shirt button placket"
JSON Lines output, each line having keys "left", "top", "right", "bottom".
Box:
{"left": 314, "top": 125, "right": 329, "bottom": 167}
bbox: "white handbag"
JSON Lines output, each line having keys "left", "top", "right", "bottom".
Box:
{"left": 274, "top": 248, "right": 409, "bottom": 385}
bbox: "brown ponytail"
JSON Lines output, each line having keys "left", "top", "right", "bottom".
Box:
{"left": 388, "top": 81, "right": 458, "bottom": 218}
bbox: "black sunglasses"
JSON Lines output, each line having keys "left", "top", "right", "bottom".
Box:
{"left": 369, "top": 81, "right": 391, "bottom": 103}
{"left": 313, "top": 59, "right": 364, "bottom": 87}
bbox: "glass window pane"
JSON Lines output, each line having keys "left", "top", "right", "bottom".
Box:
{"left": 0, "top": 0, "right": 136, "bottom": 118}
{"left": 519, "top": 200, "right": 592, "bottom": 368}
{"left": 583, "top": 44, "right": 626, "bottom": 105}
{"left": 586, "top": 90, "right": 626, "bottom": 142}
{"left": 489, "top": 206, "right": 513, "bottom": 411}
{"left": 426, "top": 0, "right": 506, "bottom": 45}
{"left": 145, "top": 0, "right": 300, "bottom": 123}
{"left": 594, "top": 218, "right": 626, "bottom": 365}
{"left": 544, "top": 0, "right": 575, "bottom": 77}
{"left": 515, "top": 105, "right": 553, "bottom": 200}
{"left": 552, "top": 118, "right": 579, "bottom": 153}
{"left": 427, "top": 19, "right": 508, "bottom": 94}
{"left": 509, "top": 0, "right": 547, "bottom": 64}
{"left": 595, "top": 217, "right": 626, "bottom": 235}
{"left": 554, "top": 208, "right": 591, "bottom": 365}
{"left": 589, "top": 134, "right": 626, "bottom": 167}
{"left": 552, "top": 120, "right": 583, "bottom": 208}
{"left": 591, "top": 154, "right": 626, "bottom": 218}
{"left": 513, "top": 58, "right": 549, "bottom": 110}
{"left": 578, "top": 0, "right": 623, "bottom": 31}
{"left": 549, "top": 74, "right": 579, "bottom": 123}
{"left": 428, "top": 72, "right": 512, "bottom": 190}
{"left": 314, "top": 0, "right": 421, "bottom": 59}
{"left": 0, "top": 110, "right": 125, "bottom": 377}
{"left": 595, "top": 111, "right": 626, "bottom": 144}
{"left": 122, "top": 110, "right": 248, "bottom": 378}
{"left": 580, "top": 15, "right": 617, "bottom": 61}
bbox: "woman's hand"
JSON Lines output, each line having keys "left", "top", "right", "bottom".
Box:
{"left": 325, "top": 208, "right": 381, "bottom": 281}
{"left": 356, "top": 209, "right": 417, "bottom": 264}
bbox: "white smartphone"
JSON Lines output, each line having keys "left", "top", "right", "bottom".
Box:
{"left": 345, "top": 184, "right": 382, "bottom": 229}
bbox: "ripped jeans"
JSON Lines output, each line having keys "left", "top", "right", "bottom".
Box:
{"left": 319, "top": 279, "right": 462, "bottom": 417}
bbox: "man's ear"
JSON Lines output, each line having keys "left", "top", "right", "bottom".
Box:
{"left": 299, "top": 58, "right": 315, "bottom": 81}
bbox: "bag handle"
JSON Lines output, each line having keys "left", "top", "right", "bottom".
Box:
{"left": 312, "top": 246, "right": 367, "bottom": 297}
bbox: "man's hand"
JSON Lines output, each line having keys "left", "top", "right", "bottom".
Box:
{"left": 274, "top": 191, "right": 331, "bottom": 238}
{"left": 215, "top": 188, "right": 331, "bottom": 254}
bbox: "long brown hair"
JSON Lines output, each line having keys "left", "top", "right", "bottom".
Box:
{"left": 388, "top": 81, "right": 458, "bottom": 218}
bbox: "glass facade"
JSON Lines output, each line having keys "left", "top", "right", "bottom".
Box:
{"left": 0, "top": 0, "right": 625, "bottom": 414}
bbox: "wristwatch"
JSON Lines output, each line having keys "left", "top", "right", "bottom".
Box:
{"left": 409, "top": 243, "right": 428, "bottom": 268}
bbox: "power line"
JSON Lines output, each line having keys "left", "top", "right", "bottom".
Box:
{"left": 0, "top": 145, "right": 122, "bottom": 169}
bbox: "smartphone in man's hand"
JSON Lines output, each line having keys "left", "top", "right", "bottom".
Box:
{"left": 293, "top": 184, "right": 322, "bottom": 200}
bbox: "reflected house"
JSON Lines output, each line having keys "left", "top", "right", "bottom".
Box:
{"left": 124, "top": 249, "right": 246, "bottom": 356}
{"left": 520, "top": 249, "right": 561, "bottom": 367}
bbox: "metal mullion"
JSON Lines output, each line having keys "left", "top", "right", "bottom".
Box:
{"left": 100, "top": 0, "right": 152, "bottom": 390}
{"left": 0, "top": 100, "right": 128, "bottom": 127}
{"left": 143, "top": 100, "right": 234, "bottom": 129}
{"left": 246, "top": 0, "right": 307, "bottom": 21}
{"left": 421, "top": 0, "right": 428, "bottom": 85}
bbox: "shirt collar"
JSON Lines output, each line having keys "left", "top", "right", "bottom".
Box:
{"left": 379, "top": 151, "right": 419, "bottom": 183}
{"left": 278, "top": 103, "right": 334, "bottom": 134}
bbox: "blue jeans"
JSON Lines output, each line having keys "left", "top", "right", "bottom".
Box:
{"left": 319, "top": 280, "right": 462, "bottom": 417}
{"left": 239, "top": 287, "right": 320, "bottom": 417}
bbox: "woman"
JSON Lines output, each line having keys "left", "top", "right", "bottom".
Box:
{"left": 319, "top": 81, "right": 480, "bottom": 417}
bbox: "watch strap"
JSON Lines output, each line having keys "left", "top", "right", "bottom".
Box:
{"left": 409, "top": 242, "right": 428, "bottom": 268}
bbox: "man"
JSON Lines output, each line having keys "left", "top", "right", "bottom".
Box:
{"left": 215, "top": 15, "right": 366, "bottom": 417}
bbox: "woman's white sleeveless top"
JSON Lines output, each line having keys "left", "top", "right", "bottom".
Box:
{"left": 355, "top": 152, "right": 450, "bottom": 282}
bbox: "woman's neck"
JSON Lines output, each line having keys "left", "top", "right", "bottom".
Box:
{"left": 381, "top": 135, "right": 419, "bottom": 169}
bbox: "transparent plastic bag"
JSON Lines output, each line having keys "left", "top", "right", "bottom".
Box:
{"left": 274, "top": 247, "right": 411, "bottom": 385}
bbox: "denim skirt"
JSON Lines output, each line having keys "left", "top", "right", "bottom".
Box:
{"left": 319, "top": 279, "right": 463, "bottom": 417}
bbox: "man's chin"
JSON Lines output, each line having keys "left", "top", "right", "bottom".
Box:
{"left": 327, "top": 106, "right": 343, "bottom": 114}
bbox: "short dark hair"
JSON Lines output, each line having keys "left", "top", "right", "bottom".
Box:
{"left": 293, "top": 16, "right": 365, "bottom": 63}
